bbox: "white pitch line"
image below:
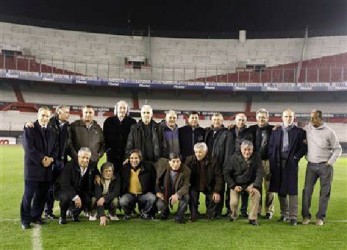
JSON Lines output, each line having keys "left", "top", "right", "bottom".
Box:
{"left": 32, "top": 224, "right": 43, "bottom": 250}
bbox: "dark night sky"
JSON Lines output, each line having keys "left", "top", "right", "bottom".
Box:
{"left": 0, "top": 0, "right": 346, "bottom": 37}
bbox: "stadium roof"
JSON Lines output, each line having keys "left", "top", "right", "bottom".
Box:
{"left": 0, "top": 0, "right": 346, "bottom": 38}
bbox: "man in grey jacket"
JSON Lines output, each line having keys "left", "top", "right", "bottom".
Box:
{"left": 302, "top": 110, "right": 342, "bottom": 226}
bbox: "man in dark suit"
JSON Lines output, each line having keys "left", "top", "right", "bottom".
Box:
{"left": 268, "top": 109, "right": 306, "bottom": 226}
{"left": 179, "top": 111, "right": 205, "bottom": 161}
{"left": 103, "top": 100, "right": 136, "bottom": 173}
{"left": 247, "top": 108, "right": 274, "bottom": 219}
{"left": 55, "top": 147, "right": 100, "bottom": 225}
{"left": 20, "top": 106, "right": 58, "bottom": 229}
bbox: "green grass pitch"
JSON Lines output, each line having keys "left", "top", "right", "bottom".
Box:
{"left": 0, "top": 145, "right": 346, "bottom": 249}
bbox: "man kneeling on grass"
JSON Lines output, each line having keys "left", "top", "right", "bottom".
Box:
{"left": 91, "top": 162, "right": 121, "bottom": 226}
{"left": 155, "top": 153, "right": 191, "bottom": 224}
{"left": 55, "top": 147, "right": 100, "bottom": 225}
{"left": 224, "top": 140, "right": 264, "bottom": 226}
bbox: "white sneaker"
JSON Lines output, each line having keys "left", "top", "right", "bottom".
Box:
{"left": 109, "top": 214, "right": 120, "bottom": 221}
{"left": 89, "top": 214, "right": 97, "bottom": 221}
{"left": 316, "top": 219, "right": 324, "bottom": 226}
{"left": 302, "top": 218, "right": 311, "bottom": 225}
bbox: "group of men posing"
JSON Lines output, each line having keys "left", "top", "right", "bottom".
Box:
{"left": 20, "top": 101, "right": 342, "bottom": 229}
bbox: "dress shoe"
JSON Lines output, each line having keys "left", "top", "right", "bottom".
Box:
{"left": 290, "top": 219, "right": 297, "bottom": 226}
{"left": 249, "top": 220, "right": 259, "bottom": 226}
{"left": 59, "top": 217, "right": 67, "bottom": 225}
{"left": 124, "top": 215, "right": 131, "bottom": 221}
{"left": 45, "top": 213, "right": 59, "bottom": 220}
{"left": 265, "top": 212, "right": 273, "bottom": 219}
{"left": 174, "top": 217, "right": 187, "bottom": 224}
{"left": 21, "top": 223, "right": 31, "bottom": 230}
{"left": 32, "top": 219, "right": 46, "bottom": 225}
{"left": 72, "top": 215, "right": 80, "bottom": 222}
{"left": 277, "top": 216, "right": 289, "bottom": 222}
{"left": 240, "top": 211, "right": 249, "bottom": 218}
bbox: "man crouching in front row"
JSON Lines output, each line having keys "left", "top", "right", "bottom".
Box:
{"left": 224, "top": 140, "right": 264, "bottom": 226}
{"left": 155, "top": 153, "right": 191, "bottom": 224}
{"left": 55, "top": 147, "right": 100, "bottom": 225}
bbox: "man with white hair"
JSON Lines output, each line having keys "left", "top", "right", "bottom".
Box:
{"left": 185, "top": 142, "right": 223, "bottom": 221}
{"left": 161, "top": 110, "right": 180, "bottom": 155}
{"left": 56, "top": 147, "right": 100, "bottom": 225}
{"left": 268, "top": 109, "right": 306, "bottom": 226}
{"left": 224, "top": 140, "right": 263, "bottom": 226}
{"left": 205, "top": 112, "right": 233, "bottom": 217}
{"left": 125, "top": 104, "right": 167, "bottom": 162}
{"left": 103, "top": 100, "right": 136, "bottom": 172}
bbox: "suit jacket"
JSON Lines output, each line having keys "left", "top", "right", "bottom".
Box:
{"left": 155, "top": 158, "right": 191, "bottom": 199}
{"left": 268, "top": 125, "right": 306, "bottom": 195}
{"left": 22, "top": 120, "right": 58, "bottom": 182}
{"left": 125, "top": 120, "right": 168, "bottom": 161}
{"left": 185, "top": 155, "right": 223, "bottom": 194}
{"left": 179, "top": 125, "right": 205, "bottom": 160}
{"left": 205, "top": 126, "right": 233, "bottom": 170}
{"left": 55, "top": 159, "right": 100, "bottom": 200}
{"left": 48, "top": 115, "right": 70, "bottom": 163}
{"left": 247, "top": 124, "right": 274, "bottom": 160}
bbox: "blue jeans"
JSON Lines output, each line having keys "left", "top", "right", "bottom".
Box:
{"left": 119, "top": 193, "right": 156, "bottom": 216}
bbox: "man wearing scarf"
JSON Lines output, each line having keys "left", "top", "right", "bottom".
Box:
{"left": 155, "top": 153, "right": 191, "bottom": 224}
{"left": 268, "top": 109, "right": 306, "bottom": 226}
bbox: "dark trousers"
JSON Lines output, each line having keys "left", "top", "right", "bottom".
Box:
{"left": 240, "top": 192, "right": 249, "bottom": 214}
{"left": 20, "top": 180, "right": 50, "bottom": 224}
{"left": 156, "top": 194, "right": 190, "bottom": 219}
{"left": 45, "top": 161, "right": 64, "bottom": 215}
{"left": 59, "top": 191, "right": 92, "bottom": 219}
{"left": 189, "top": 190, "right": 220, "bottom": 219}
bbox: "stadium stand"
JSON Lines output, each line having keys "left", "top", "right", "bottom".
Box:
{"left": 0, "top": 82, "right": 17, "bottom": 102}
{"left": 138, "top": 93, "right": 246, "bottom": 112}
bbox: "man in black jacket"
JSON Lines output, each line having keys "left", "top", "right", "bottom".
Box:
{"left": 44, "top": 105, "right": 70, "bottom": 219}
{"left": 125, "top": 105, "right": 167, "bottom": 162}
{"left": 224, "top": 140, "right": 264, "bottom": 226}
{"left": 103, "top": 100, "right": 136, "bottom": 172}
{"left": 247, "top": 108, "right": 275, "bottom": 219}
{"left": 179, "top": 111, "right": 205, "bottom": 161}
{"left": 185, "top": 143, "right": 223, "bottom": 221}
{"left": 205, "top": 112, "right": 233, "bottom": 217}
{"left": 56, "top": 147, "right": 100, "bottom": 225}
{"left": 119, "top": 149, "right": 156, "bottom": 220}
